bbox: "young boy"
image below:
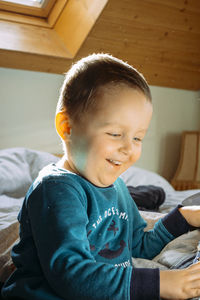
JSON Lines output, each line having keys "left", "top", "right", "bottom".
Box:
{"left": 2, "top": 53, "right": 200, "bottom": 300}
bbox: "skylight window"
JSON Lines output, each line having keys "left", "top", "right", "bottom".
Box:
{"left": 0, "top": 0, "right": 46, "bottom": 7}
{"left": 0, "top": 0, "right": 56, "bottom": 17}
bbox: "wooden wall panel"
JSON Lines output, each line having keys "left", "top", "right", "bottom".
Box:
{"left": 75, "top": 0, "right": 200, "bottom": 90}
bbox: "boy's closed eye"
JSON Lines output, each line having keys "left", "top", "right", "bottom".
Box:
{"left": 133, "top": 137, "right": 142, "bottom": 142}
{"left": 106, "top": 132, "right": 143, "bottom": 143}
{"left": 106, "top": 132, "right": 121, "bottom": 137}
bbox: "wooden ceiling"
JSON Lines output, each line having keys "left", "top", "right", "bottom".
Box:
{"left": 75, "top": 0, "right": 200, "bottom": 91}
{"left": 1, "top": 0, "right": 199, "bottom": 91}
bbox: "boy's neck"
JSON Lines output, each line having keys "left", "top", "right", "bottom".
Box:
{"left": 56, "top": 156, "right": 79, "bottom": 175}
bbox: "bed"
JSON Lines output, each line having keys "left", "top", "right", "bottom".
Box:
{"left": 0, "top": 147, "right": 200, "bottom": 295}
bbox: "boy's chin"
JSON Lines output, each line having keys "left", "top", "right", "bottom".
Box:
{"left": 88, "top": 176, "right": 118, "bottom": 188}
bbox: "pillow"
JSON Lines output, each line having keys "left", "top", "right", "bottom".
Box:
{"left": 120, "top": 166, "right": 174, "bottom": 193}
{"left": 0, "top": 148, "right": 59, "bottom": 198}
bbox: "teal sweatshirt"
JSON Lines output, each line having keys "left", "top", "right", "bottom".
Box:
{"left": 2, "top": 164, "right": 191, "bottom": 300}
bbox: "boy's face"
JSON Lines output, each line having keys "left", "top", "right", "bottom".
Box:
{"left": 65, "top": 86, "right": 153, "bottom": 187}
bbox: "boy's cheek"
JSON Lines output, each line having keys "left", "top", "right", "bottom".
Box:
{"left": 97, "top": 140, "right": 117, "bottom": 154}
{"left": 129, "top": 148, "right": 142, "bottom": 165}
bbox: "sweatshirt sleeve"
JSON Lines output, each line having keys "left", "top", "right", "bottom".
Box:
{"left": 129, "top": 205, "right": 193, "bottom": 300}
{"left": 130, "top": 204, "right": 192, "bottom": 260}
{"left": 129, "top": 206, "right": 193, "bottom": 300}
{"left": 130, "top": 268, "right": 160, "bottom": 300}
{"left": 161, "top": 204, "right": 197, "bottom": 235}
{"left": 27, "top": 179, "right": 132, "bottom": 300}
{"left": 123, "top": 178, "right": 192, "bottom": 260}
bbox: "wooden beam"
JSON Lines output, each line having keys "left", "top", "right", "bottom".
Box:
{"left": 0, "top": 20, "right": 72, "bottom": 58}
{"left": 0, "top": 49, "right": 72, "bottom": 73}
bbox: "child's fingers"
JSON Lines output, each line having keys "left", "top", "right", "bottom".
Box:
{"left": 185, "top": 265, "right": 200, "bottom": 290}
{"left": 191, "top": 279, "right": 200, "bottom": 289}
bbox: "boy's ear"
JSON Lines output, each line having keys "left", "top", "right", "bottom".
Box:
{"left": 55, "top": 111, "right": 71, "bottom": 140}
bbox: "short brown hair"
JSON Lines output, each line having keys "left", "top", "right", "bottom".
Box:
{"left": 57, "top": 53, "right": 152, "bottom": 122}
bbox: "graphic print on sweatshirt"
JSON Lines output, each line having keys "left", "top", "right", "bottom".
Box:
{"left": 87, "top": 206, "right": 131, "bottom": 265}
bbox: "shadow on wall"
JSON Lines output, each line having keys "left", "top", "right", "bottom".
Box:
{"left": 158, "top": 133, "right": 182, "bottom": 181}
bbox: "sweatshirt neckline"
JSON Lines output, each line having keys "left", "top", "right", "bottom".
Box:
{"left": 51, "top": 163, "right": 115, "bottom": 190}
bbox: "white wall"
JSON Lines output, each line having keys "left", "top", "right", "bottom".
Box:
{"left": 137, "top": 86, "right": 200, "bottom": 180}
{"left": 0, "top": 67, "right": 200, "bottom": 180}
{"left": 0, "top": 67, "right": 64, "bottom": 153}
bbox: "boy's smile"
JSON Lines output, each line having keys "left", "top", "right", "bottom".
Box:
{"left": 63, "top": 86, "right": 153, "bottom": 187}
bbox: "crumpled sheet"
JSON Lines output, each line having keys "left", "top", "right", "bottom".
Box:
{"left": 135, "top": 211, "right": 200, "bottom": 271}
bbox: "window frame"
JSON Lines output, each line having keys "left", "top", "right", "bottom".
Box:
{"left": 0, "top": 0, "right": 108, "bottom": 73}
{"left": 0, "top": 0, "right": 57, "bottom": 18}
{"left": 0, "top": 0, "right": 66, "bottom": 27}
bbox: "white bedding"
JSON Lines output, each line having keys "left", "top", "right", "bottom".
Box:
{"left": 0, "top": 147, "right": 200, "bottom": 286}
{"left": 120, "top": 164, "right": 200, "bottom": 214}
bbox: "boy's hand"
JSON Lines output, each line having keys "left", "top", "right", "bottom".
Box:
{"left": 179, "top": 206, "right": 200, "bottom": 228}
{"left": 160, "top": 261, "right": 200, "bottom": 299}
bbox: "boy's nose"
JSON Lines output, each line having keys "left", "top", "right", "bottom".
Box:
{"left": 119, "top": 139, "right": 134, "bottom": 156}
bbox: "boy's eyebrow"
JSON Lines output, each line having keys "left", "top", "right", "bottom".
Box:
{"left": 99, "top": 122, "right": 148, "bottom": 133}
{"left": 100, "top": 121, "right": 136, "bottom": 126}
{"left": 100, "top": 122, "right": 118, "bottom": 126}
{"left": 99, "top": 121, "right": 123, "bottom": 128}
